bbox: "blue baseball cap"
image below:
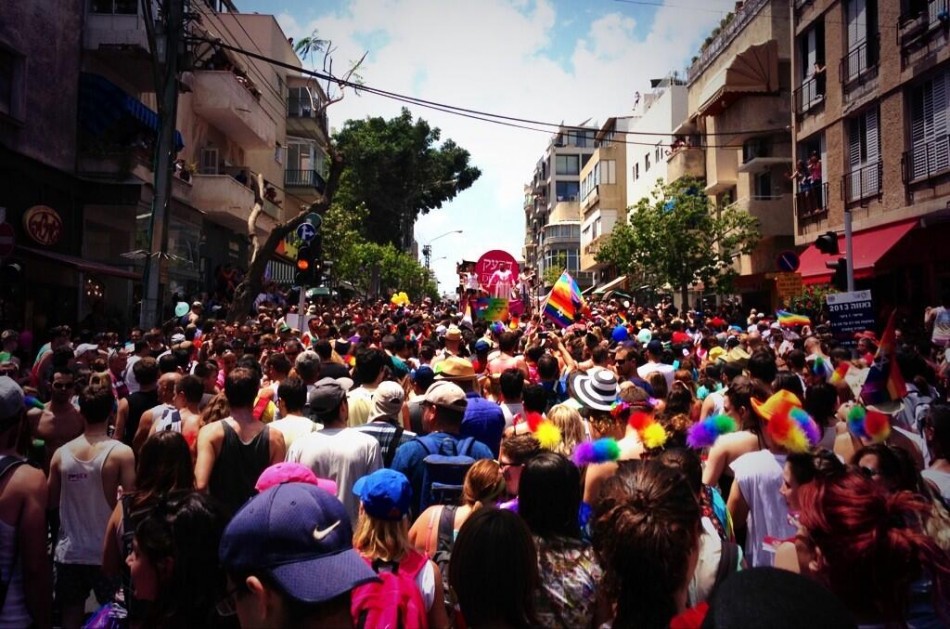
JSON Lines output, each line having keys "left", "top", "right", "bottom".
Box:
{"left": 352, "top": 469, "right": 412, "bottom": 521}
{"left": 410, "top": 365, "right": 435, "bottom": 390}
{"left": 219, "top": 483, "right": 377, "bottom": 603}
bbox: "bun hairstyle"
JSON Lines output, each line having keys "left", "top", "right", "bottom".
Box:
{"left": 797, "top": 470, "right": 950, "bottom": 623}
{"left": 592, "top": 460, "right": 701, "bottom": 628}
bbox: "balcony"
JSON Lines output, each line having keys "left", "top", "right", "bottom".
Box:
{"left": 581, "top": 236, "right": 607, "bottom": 273}
{"left": 843, "top": 161, "right": 883, "bottom": 204}
{"left": 898, "top": 0, "right": 950, "bottom": 59}
{"left": 77, "top": 146, "right": 153, "bottom": 181}
{"left": 666, "top": 146, "right": 705, "bottom": 182}
{"left": 728, "top": 195, "right": 793, "bottom": 237}
{"left": 794, "top": 73, "right": 826, "bottom": 117}
{"left": 839, "top": 36, "right": 879, "bottom": 91}
{"left": 737, "top": 140, "right": 792, "bottom": 174}
{"left": 192, "top": 173, "right": 280, "bottom": 232}
{"left": 192, "top": 71, "right": 275, "bottom": 149}
{"left": 285, "top": 169, "right": 327, "bottom": 193}
{"left": 903, "top": 136, "right": 950, "bottom": 184}
{"left": 686, "top": 0, "right": 769, "bottom": 83}
{"left": 581, "top": 185, "right": 600, "bottom": 212}
{"left": 795, "top": 182, "right": 829, "bottom": 222}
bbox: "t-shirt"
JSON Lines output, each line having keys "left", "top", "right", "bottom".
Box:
{"left": 346, "top": 386, "right": 376, "bottom": 427}
{"left": 533, "top": 536, "right": 603, "bottom": 628}
{"left": 931, "top": 306, "right": 950, "bottom": 346}
{"left": 269, "top": 414, "right": 321, "bottom": 451}
{"left": 922, "top": 468, "right": 950, "bottom": 503}
{"left": 287, "top": 427, "right": 382, "bottom": 526}
{"left": 637, "top": 361, "right": 675, "bottom": 388}
{"left": 730, "top": 449, "right": 795, "bottom": 569}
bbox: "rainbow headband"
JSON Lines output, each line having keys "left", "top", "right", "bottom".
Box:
{"left": 847, "top": 405, "right": 890, "bottom": 443}
{"left": 523, "top": 411, "right": 562, "bottom": 450}
{"left": 611, "top": 398, "right": 668, "bottom": 450}
{"left": 766, "top": 406, "right": 821, "bottom": 453}
{"left": 687, "top": 414, "right": 737, "bottom": 448}
{"left": 572, "top": 438, "right": 621, "bottom": 465}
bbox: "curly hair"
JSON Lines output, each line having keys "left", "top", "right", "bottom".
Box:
{"left": 592, "top": 460, "right": 701, "bottom": 628}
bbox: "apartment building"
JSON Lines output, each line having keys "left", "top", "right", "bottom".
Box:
{"left": 0, "top": 0, "right": 315, "bottom": 331}
{"left": 681, "top": 0, "right": 796, "bottom": 309}
{"left": 579, "top": 116, "right": 634, "bottom": 294}
{"left": 792, "top": 0, "right": 950, "bottom": 309}
{"left": 522, "top": 125, "right": 596, "bottom": 299}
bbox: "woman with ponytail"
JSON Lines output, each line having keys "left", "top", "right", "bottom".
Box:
{"left": 797, "top": 469, "right": 950, "bottom": 626}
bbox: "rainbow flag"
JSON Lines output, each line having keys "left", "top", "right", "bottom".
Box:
{"left": 616, "top": 312, "right": 628, "bottom": 326}
{"left": 476, "top": 297, "right": 509, "bottom": 322}
{"left": 461, "top": 301, "right": 473, "bottom": 326}
{"left": 860, "top": 310, "right": 907, "bottom": 407}
{"left": 829, "top": 361, "right": 850, "bottom": 384}
{"left": 776, "top": 310, "right": 811, "bottom": 327}
{"left": 509, "top": 314, "right": 521, "bottom": 330}
{"left": 543, "top": 271, "right": 587, "bottom": 328}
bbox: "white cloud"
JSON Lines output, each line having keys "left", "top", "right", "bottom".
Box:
{"left": 268, "top": 0, "right": 733, "bottom": 290}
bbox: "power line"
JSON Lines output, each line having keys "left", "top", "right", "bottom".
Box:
{"left": 613, "top": 0, "right": 905, "bottom": 27}
{"left": 189, "top": 36, "right": 794, "bottom": 148}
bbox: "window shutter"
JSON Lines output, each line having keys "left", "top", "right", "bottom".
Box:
{"left": 849, "top": 118, "right": 862, "bottom": 201}
{"left": 911, "top": 83, "right": 928, "bottom": 180}
{"left": 199, "top": 148, "right": 218, "bottom": 175}
{"left": 865, "top": 109, "right": 880, "bottom": 196}
{"left": 933, "top": 71, "right": 949, "bottom": 174}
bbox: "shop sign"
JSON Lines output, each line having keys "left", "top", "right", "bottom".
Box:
{"left": 23, "top": 205, "right": 63, "bottom": 246}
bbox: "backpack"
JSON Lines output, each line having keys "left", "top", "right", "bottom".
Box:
{"left": 417, "top": 436, "right": 476, "bottom": 512}
{"left": 431, "top": 506, "right": 462, "bottom": 622}
{"left": 711, "top": 540, "right": 740, "bottom": 598}
{"left": 351, "top": 551, "right": 429, "bottom": 629}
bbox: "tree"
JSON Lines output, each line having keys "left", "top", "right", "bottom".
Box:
{"left": 226, "top": 36, "right": 364, "bottom": 323}
{"left": 542, "top": 251, "right": 569, "bottom": 287}
{"left": 332, "top": 108, "right": 481, "bottom": 248}
{"left": 595, "top": 177, "right": 760, "bottom": 306}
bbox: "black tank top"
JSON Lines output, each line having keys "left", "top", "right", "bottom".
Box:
{"left": 124, "top": 390, "right": 159, "bottom": 446}
{"left": 209, "top": 422, "right": 271, "bottom": 516}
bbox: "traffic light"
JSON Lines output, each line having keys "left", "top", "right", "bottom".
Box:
{"left": 295, "top": 243, "right": 314, "bottom": 286}
{"left": 826, "top": 257, "right": 848, "bottom": 291}
{"left": 815, "top": 231, "right": 839, "bottom": 255}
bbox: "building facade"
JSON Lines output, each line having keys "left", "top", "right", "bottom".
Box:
{"left": 792, "top": 0, "right": 950, "bottom": 312}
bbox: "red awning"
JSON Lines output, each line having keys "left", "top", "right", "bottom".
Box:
{"left": 799, "top": 220, "right": 917, "bottom": 285}
{"left": 16, "top": 245, "right": 141, "bottom": 280}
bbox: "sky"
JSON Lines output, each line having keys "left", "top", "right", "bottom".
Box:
{"left": 237, "top": 0, "right": 737, "bottom": 292}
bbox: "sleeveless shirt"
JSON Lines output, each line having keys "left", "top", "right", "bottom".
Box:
{"left": 209, "top": 422, "right": 271, "bottom": 515}
{"left": 55, "top": 441, "right": 119, "bottom": 565}
{"left": 124, "top": 390, "right": 159, "bottom": 446}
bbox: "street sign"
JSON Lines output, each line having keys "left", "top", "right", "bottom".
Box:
{"left": 305, "top": 212, "right": 322, "bottom": 229}
{"left": 0, "top": 222, "right": 15, "bottom": 259}
{"left": 776, "top": 250, "right": 800, "bottom": 273}
{"left": 826, "top": 290, "right": 875, "bottom": 347}
{"left": 296, "top": 222, "right": 316, "bottom": 242}
{"left": 775, "top": 272, "right": 803, "bottom": 299}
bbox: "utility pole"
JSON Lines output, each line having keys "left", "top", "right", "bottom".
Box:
{"left": 141, "top": 0, "right": 184, "bottom": 329}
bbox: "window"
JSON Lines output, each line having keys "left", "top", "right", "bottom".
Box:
{"left": 797, "top": 21, "right": 826, "bottom": 112}
{"left": 91, "top": 0, "right": 137, "bottom": 14}
{"left": 633, "top": 163, "right": 640, "bottom": 181}
{"left": 754, "top": 171, "right": 773, "bottom": 198}
{"left": 0, "top": 47, "right": 23, "bottom": 120}
{"left": 844, "top": 0, "right": 877, "bottom": 84}
{"left": 199, "top": 148, "right": 219, "bottom": 175}
{"left": 288, "top": 86, "right": 314, "bottom": 117}
{"left": 274, "top": 143, "right": 283, "bottom": 164}
{"left": 846, "top": 108, "right": 881, "bottom": 201}
{"left": 555, "top": 181, "right": 580, "bottom": 201}
{"left": 908, "top": 69, "right": 950, "bottom": 181}
{"left": 555, "top": 154, "right": 580, "bottom": 175}
{"left": 645, "top": 153, "right": 651, "bottom": 172}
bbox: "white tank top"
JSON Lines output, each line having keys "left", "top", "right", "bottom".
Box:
{"left": 54, "top": 441, "right": 119, "bottom": 565}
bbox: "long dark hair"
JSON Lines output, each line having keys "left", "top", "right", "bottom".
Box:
{"left": 449, "top": 509, "right": 539, "bottom": 628}
{"left": 519, "top": 452, "right": 582, "bottom": 539}
{"left": 130, "top": 431, "right": 195, "bottom": 511}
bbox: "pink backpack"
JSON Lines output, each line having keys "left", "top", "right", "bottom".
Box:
{"left": 351, "top": 550, "right": 429, "bottom": 629}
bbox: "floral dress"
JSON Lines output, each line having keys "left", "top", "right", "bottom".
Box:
{"left": 533, "top": 535, "right": 603, "bottom": 628}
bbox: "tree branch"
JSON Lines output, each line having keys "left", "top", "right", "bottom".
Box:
{"left": 247, "top": 172, "right": 264, "bottom": 265}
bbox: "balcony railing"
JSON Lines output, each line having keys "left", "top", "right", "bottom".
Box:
{"left": 794, "top": 73, "right": 826, "bottom": 116}
{"left": 843, "top": 161, "right": 883, "bottom": 204}
{"left": 898, "top": 0, "right": 950, "bottom": 57}
{"left": 795, "top": 182, "right": 829, "bottom": 221}
{"left": 839, "top": 36, "right": 879, "bottom": 88}
{"left": 285, "top": 169, "right": 327, "bottom": 192}
{"left": 903, "top": 135, "right": 950, "bottom": 183}
{"left": 687, "top": 0, "right": 768, "bottom": 83}
{"left": 794, "top": 0, "right": 814, "bottom": 11}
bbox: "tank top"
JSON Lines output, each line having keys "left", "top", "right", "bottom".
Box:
{"left": 54, "top": 441, "right": 119, "bottom": 565}
{"left": 0, "top": 519, "right": 29, "bottom": 628}
{"left": 209, "top": 422, "right": 271, "bottom": 516}
{"left": 124, "top": 390, "right": 159, "bottom": 446}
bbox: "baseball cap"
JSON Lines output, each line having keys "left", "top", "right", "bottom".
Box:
{"left": 170, "top": 333, "right": 186, "bottom": 344}
{"left": 368, "top": 381, "right": 405, "bottom": 422}
{"left": 423, "top": 381, "right": 468, "bottom": 412}
{"left": 474, "top": 339, "right": 491, "bottom": 353}
{"left": 646, "top": 339, "right": 663, "bottom": 355}
{"left": 255, "top": 462, "right": 338, "bottom": 496}
{"left": 410, "top": 365, "right": 435, "bottom": 390}
{"left": 308, "top": 377, "right": 353, "bottom": 415}
{"left": 352, "top": 469, "right": 412, "bottom": 521}
{"left": 0, "top": 376, "right": 24, "bottom": 426}
{"left": 219, "top": 483, "right": 377, "bottom": 604}
{"left": 74, "top": 343, "right": 99, "bottom": 357}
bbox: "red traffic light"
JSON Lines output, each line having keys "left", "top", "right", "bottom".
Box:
{"left": 296, "top": 259, "right": 310, "bottom": 271}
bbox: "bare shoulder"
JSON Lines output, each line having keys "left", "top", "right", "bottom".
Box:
{"left": 110, "top": 439, "right": 135, "bottom": 460}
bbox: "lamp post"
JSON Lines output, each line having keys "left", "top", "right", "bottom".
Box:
{"left": 422, "top": 230, "right": 463, "bottom": 269}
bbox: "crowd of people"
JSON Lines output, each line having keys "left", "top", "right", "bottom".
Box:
{"left": 0, "top": 293, "right": 949, "bottom": 628}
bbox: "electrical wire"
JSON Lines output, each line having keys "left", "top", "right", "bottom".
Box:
{"left": 188, "top": 36, "right": 795, "bottom": 149}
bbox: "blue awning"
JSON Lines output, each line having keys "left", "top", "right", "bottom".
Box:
{"left": 79, "top": 73, "right": 184, "bottom": 151}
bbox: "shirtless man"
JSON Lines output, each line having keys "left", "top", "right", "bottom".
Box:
{"left": 0, "top": 377, "right": 52, "bottom": 628}
{"left": 33, "top": 368, "right": 84, "bottom": 472}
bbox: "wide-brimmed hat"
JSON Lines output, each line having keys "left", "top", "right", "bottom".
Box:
{"left": 434, "top": 356, "right": 477, "bottom": 381}
{"left": 571, "top": 369, "right": 619, "bottom": 412}
{"left": 444, "top": 326, "right": 463, "bottom": 341}
{"left": 751, "top": 390, "right": 802, "bottom": 421}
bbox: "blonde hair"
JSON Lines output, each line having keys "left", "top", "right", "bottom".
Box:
{"left": 199, "top": 393, "right": 230, "bottom": 426}
{"left": 353, "top": 509, "right": 411, "bottom": 562}
{"left": 545, "top": 404, "right": 585, "bottom": 456}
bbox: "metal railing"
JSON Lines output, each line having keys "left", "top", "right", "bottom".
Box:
{"left": 793, "top": 73, "right": 826, "bottom": 116}
{"left": 795, "top": 182, "right": 829, "bottom": 220}
{"left": 903, "top": 135, "right": 950, "bottom": 183}
{"left": 839, "top": 36, "right": 879, "bottom": 88}
{"left": 842, "top": 161, "right": 883, "bottom": 203}
{"left": 898, "top": 0, "right": 950, "bottom": 50}
{"left": 284, "top": 169, "right": 326, "bottom": 192}
{"left": 687, "top": 0, "right": 769, "bottom": 84}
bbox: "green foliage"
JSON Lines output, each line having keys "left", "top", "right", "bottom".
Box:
{"left": 332, "top": 108, "right": 481, "bottom": 247}
{"left": 595, "top": 177, "right": 760, "bottom": 303}
{"left": 787, "top": 284, "right": 835, "bottom": 319}
{"left": 542, "top": 251, "right": 568, "bottom": 287}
